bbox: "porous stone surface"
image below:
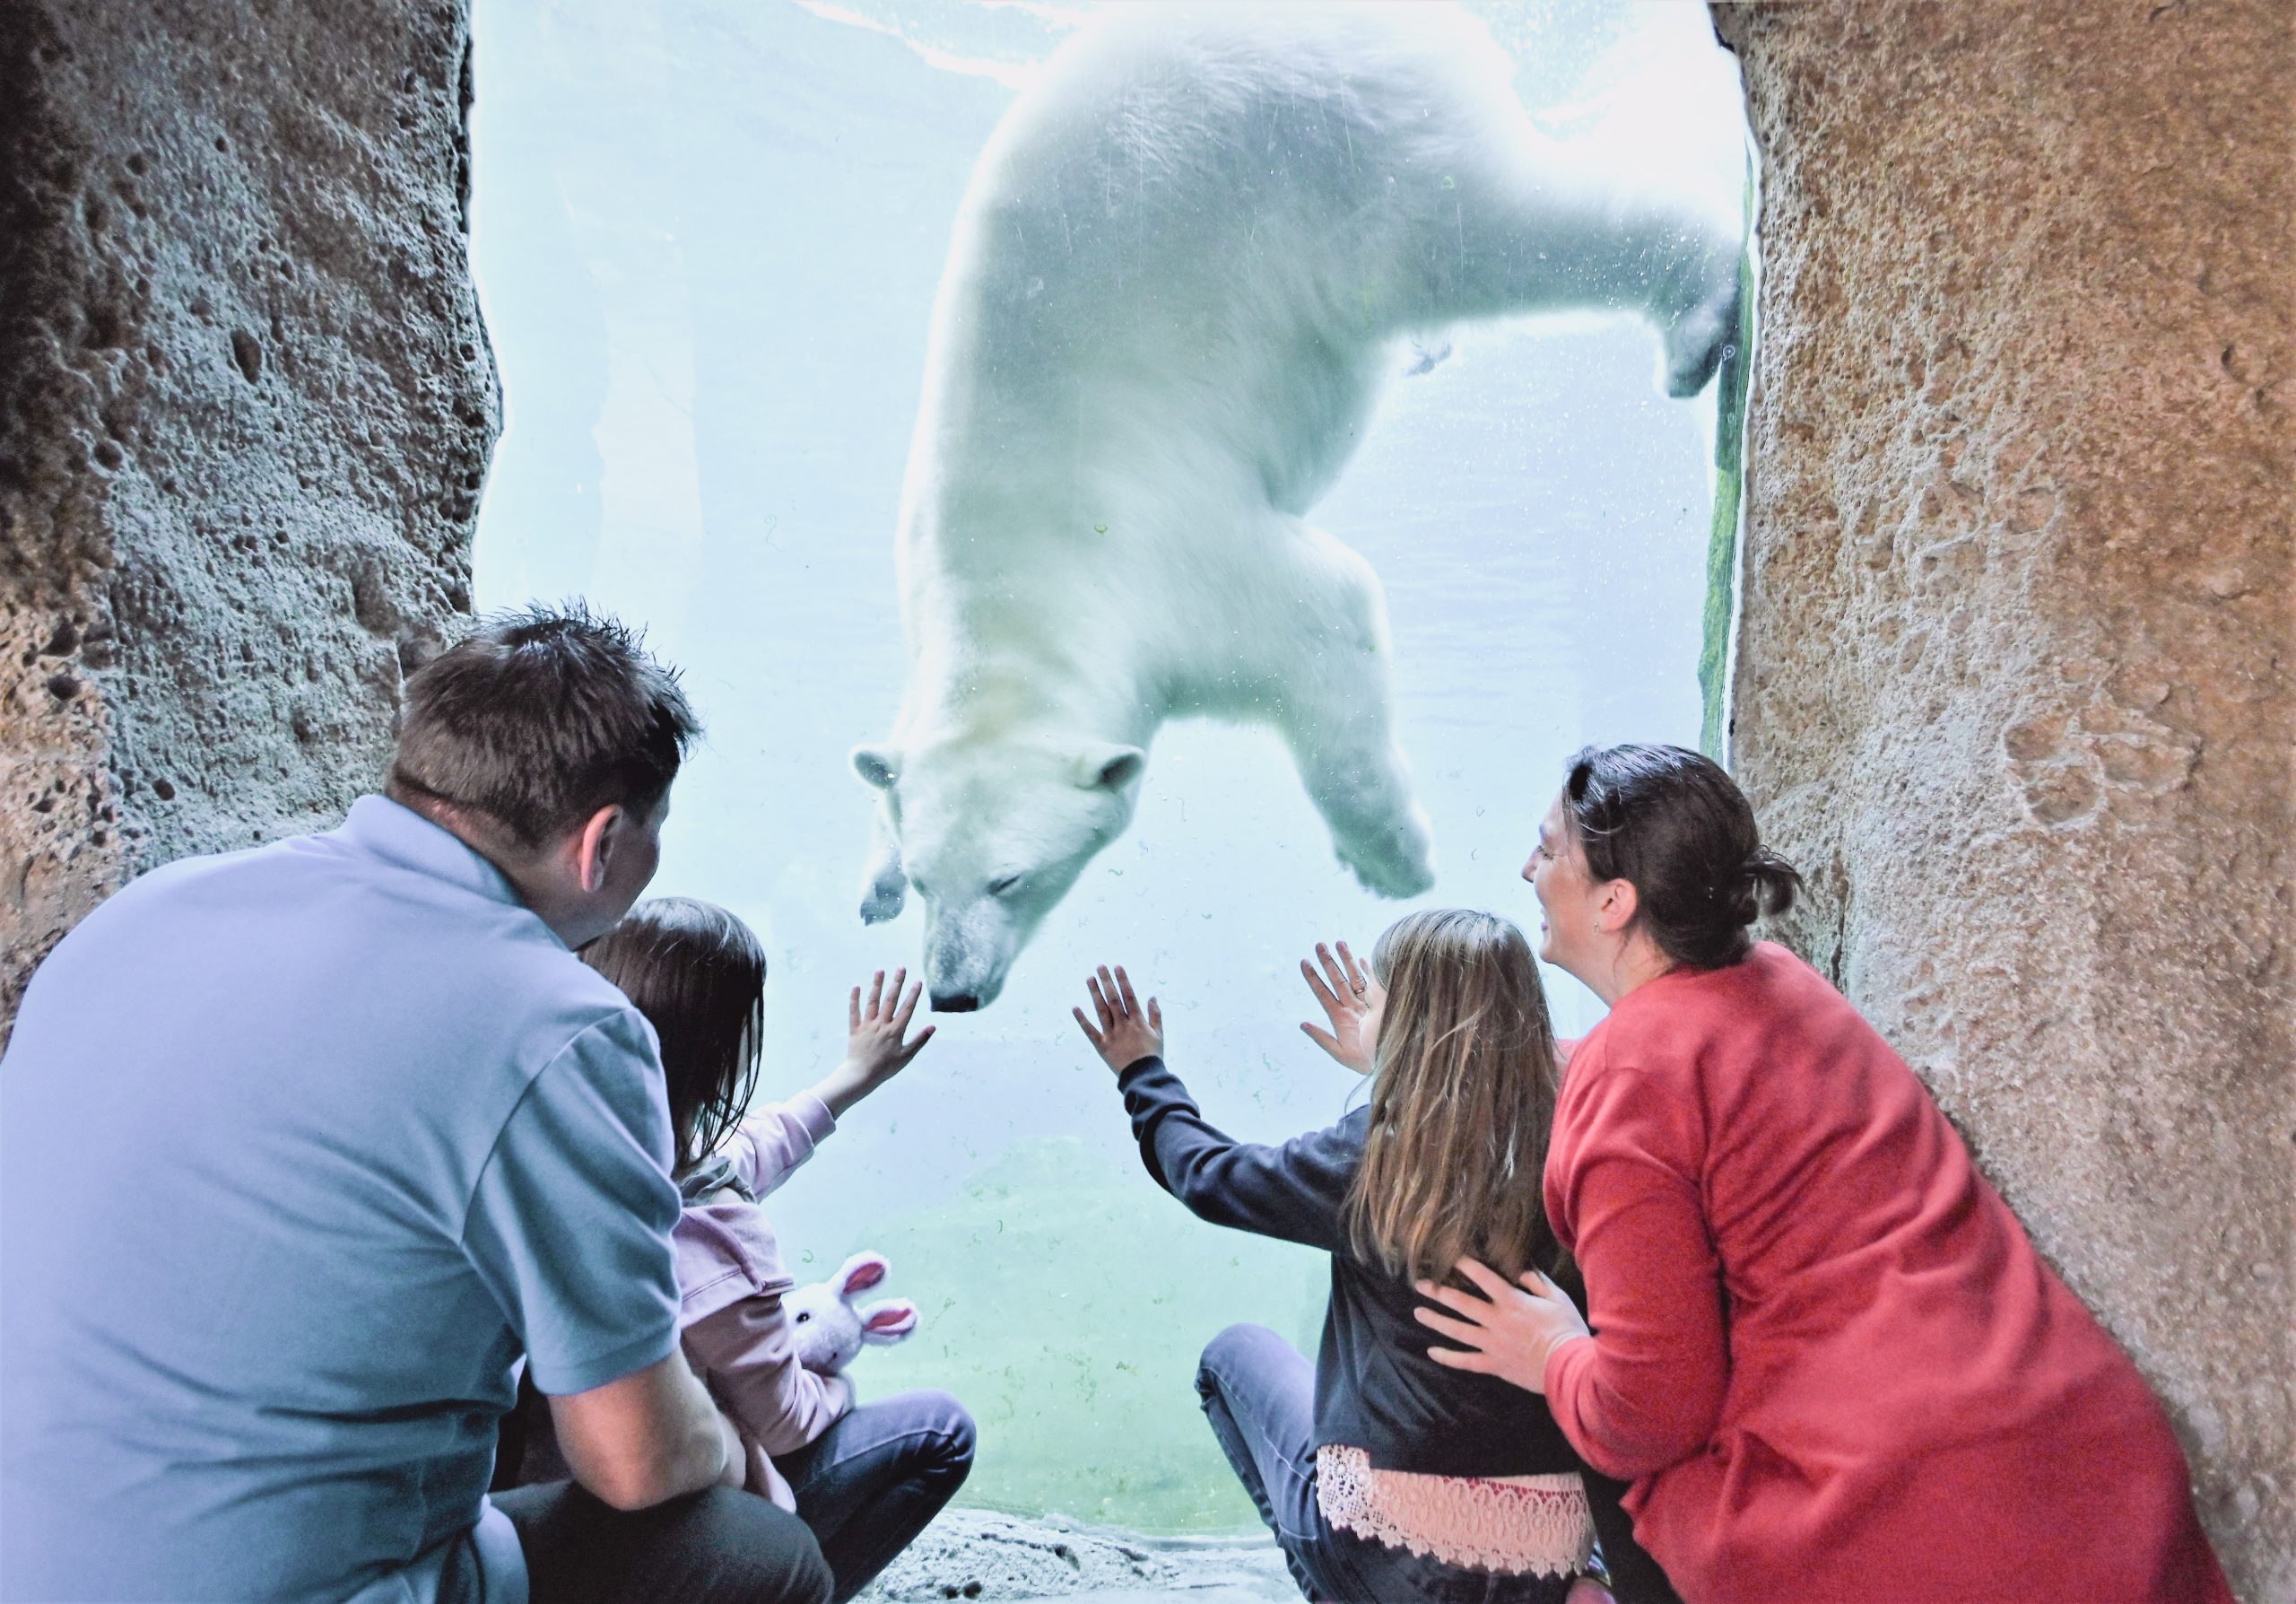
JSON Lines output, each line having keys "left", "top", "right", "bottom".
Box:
{"left": 0, "top": 0, "right": 495, "bottom": 1032}
{"left": 1714, "top": 4, "right": 2292, "bottom": 1596}
{"left": 857, "top": 1509, "right": 1293, "bottom": 1602}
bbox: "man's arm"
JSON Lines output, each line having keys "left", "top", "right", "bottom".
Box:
{"left": 545, "top": 1350, "right": 743, "bottom": 1511}
{"left": 465, "top": 1013, "right": 709, "bottom": 1505}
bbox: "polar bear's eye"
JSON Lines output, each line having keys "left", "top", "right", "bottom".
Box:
{"left": 988, "top": 873, "right": 1024, "bottom": 897}
{"left": 794, "top": 1311, "right": 811, "bottom": 1323}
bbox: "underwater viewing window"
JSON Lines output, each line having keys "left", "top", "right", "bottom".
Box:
{"left": 470, "top": 0, "right": 1752, "bottom": 1534}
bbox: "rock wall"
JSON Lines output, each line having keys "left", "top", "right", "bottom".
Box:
{"left": 0, "top": 0, "right": 495, "bottom": 1030}
{"left": 1714, "top": 4, "right": 2292, "bottom": 1596}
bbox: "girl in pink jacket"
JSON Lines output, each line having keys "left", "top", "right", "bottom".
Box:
{"left": 581, "top": 898, "right": 972, "bottom": 1604}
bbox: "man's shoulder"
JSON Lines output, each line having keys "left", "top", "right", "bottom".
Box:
{"left": 25, "top": 833, "right": 321, "bottom": 984}
{"left": 26, "top": 819, "right": 640, "bottom": 1082}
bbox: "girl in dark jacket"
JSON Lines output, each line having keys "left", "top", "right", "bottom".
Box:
{"left": 1073, "top": 913, "right": 1672, "bottom": 1604}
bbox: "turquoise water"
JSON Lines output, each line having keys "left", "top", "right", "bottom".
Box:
{"left": 470, "top": 0, "right": 1744, "bottom": 1532}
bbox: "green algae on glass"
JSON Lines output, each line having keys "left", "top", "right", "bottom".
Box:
{"left": 1699, "top": 164, "right": 1758, "bottom": 761}
{"left": 820, "top": 1134, "right": 1328, "bottom": 1533}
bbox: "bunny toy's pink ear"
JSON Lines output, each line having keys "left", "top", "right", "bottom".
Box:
{"left": 859, "top": 1300, "right": 918, "bottom": 1344}
{"left": 838, "top": 1252, "right": 890, "bottom": 1298}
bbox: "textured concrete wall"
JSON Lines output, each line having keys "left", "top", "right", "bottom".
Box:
{"left": 0, "top": 0, "right": 496, "bottom": 1028}
{"left": 1714, "top": 4, "right": 2292, "bottom": 1596}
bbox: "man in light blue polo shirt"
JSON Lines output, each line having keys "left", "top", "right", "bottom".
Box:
{"left": 0, "top": 606, "right": 831, "bottom": 1604}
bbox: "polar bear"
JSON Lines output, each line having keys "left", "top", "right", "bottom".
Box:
{"left": 853, "top": 2, "right": 1742, "bottom": 1010}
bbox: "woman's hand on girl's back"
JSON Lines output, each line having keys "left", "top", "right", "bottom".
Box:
{"left": 1073, "top": 964, "right": 1163, "bottom": 1072}
{"left": 814, "top": 969, "right": 935, "bottom": 1118}
{"left": 1298, "top": 940, "right": 1382, "bottom": 1075}
{"left": 1413, "top": 1258, "right": 1592, "bottom": 1396}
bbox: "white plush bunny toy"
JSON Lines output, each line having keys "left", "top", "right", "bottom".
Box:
{"left": 786, "top": 1251, "right": 919, "bottom": 1375}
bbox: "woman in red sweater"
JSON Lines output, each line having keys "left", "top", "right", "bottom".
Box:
{"left": 1412, "top": 744, "right": 2231, "bottom": 1603}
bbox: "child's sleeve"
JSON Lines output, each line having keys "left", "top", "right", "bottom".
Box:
{"left": 684, "top": 1290, "right": 853, "bottom": 1458}
{"left": 727, "top": 1093, "right": 838, "bottom": 1197}
{"left": 1115, "top": 1055, "right": 1354, "bottom": 1252}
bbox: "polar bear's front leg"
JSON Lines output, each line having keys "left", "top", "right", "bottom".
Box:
{"left": 858, "top": 801, "right": 908, "bottom": 924}
{"left": 1262, "top": 529, "right": 1436, "bottom": 900}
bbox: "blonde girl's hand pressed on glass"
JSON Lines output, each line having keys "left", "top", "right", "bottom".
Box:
{"left": 815, "top": 968, "right": 935, "bottom": 1118}
{"left": 1298, "top": 939, "right": 1382, "bottom": 1075}
{"left": 1412, "top": 1257, "right": 1591, "bottom": 1396}
{"left": 1073, "top": 964, "right": 1163, "bottom": 1072}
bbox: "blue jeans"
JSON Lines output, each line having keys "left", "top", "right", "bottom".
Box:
{"left": 1195, "top": 1324, "right": 1576, "bottom": 1604}
{"left": 774, "top": 1388, "right": 976, "bottom": 1604}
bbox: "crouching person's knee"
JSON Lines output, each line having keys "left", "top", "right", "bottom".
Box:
{"left": 912, "top": 1388, "right": 977, "bottom": 1485}
{"left": 1196, "top": 1321, "right": 1277, "bottom": 1408}
{"left": 689, "top": 1486, "right": 834, "bottom": 1604}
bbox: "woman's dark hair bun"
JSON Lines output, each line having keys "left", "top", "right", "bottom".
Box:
{"left": 1742, "top": 846, "right": 1803, "bottom": 920}
{"left": 1561, "top": 744, "right": 1799, "bottom": 971}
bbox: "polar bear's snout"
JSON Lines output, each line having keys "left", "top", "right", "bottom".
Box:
{"left": 923, "top": 897, "right": 1019, "bottom": 1013}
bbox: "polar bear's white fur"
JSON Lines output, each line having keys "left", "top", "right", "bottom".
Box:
{"left": 854, "top": 3, "right": 1743, "bottom": 1010}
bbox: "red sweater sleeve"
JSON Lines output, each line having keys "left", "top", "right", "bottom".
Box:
{"left": 1544, "top": 1057, "right": 1729, "bottom": 1480}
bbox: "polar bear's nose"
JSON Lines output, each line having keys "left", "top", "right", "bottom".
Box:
{"left": 931, "top": 991, "right": 981, "bottom": 1013}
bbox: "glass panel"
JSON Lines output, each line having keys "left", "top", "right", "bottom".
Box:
{"left": 471, "top": 0, "right": 1749, "bottom": 1533}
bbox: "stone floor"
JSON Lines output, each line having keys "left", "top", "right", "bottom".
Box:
{"left": 858, "top": 1509, "right": 1296, "bottom": 1602}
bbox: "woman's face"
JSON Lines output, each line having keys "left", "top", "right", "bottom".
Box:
{"left": 1524, "top": 793, "right": 1603, "bottom": 983}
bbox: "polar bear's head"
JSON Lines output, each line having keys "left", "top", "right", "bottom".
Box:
{"left": 852, "top": 732, "right": 1147, "bottom": 1011}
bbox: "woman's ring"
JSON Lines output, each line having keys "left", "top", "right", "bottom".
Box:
{"left": 1351, "top": 983, "right": 1366, "bottom": 999}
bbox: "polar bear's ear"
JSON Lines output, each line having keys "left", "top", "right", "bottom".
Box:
{"left": 851, "top": 745, "right": 902, "bottom": 791}
{"left": 1074, "top": 742, "right": 1146, "bottom": 791}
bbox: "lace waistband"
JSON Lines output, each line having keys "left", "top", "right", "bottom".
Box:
{"left": 1314, "top": 1443, "right": 1595, "bottom": 1579}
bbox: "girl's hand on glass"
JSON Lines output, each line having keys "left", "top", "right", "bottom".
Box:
{"left": 1413, "top": 1258, "right": 1591, "bottom": 1396}
{"left": 1073, "top": 964, "right": 1162, "bottom": 1072}
{"left": 815, "top": 969, "right": 935, "bottom": 1118}
{"left": 1299, "top": 940, "right": 1381, "bottom": 1075}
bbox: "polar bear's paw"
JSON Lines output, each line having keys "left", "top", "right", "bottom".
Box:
{"left": 1336, "top": 810, "right": 1436, "bottom": 900}
{"left": 859, "top": 861, "right": 909, "bottom": 924}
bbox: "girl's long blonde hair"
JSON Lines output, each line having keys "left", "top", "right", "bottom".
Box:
{"left": 1343, "top": 909, "right": 1562, "bottom": 1285}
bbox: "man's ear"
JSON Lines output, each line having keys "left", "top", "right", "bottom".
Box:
{"left": 572, "top": 804, "right": 625, "bottom": 895}
{"left": 852, "top": 745, "right": 901, "bottom": 791}
{"left": 1073, "top": 741, "right": 1146, "bottom": 791}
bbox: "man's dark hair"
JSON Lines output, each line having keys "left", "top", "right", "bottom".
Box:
{"left": 390, "top": 603, "right": 701, "bottom": 850}
{"left": 1562, "top": 742, "right": 1802, "bottom": 970}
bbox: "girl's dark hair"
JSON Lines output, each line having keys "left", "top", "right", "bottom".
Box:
{"left": 580, "top": 897, "right": 766, "bottom": 1176}
{"left": 1344, "top": 909, "right": 1561, "bottom": 1285}
{"left": 1562, "top": 743, "right": 1802, "bottom": 971}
